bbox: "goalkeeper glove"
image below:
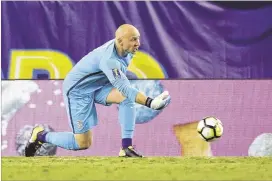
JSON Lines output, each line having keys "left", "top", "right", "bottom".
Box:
{"left": 145, "top": 91, "right": 171, "bottom": 110}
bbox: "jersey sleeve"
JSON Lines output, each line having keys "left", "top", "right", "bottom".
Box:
{"left": 99, "top": 57, "right": 139, "bottom": 102}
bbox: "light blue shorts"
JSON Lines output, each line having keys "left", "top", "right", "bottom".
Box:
{"left": 63, "top": 83, "right": 114, "bottom": 134}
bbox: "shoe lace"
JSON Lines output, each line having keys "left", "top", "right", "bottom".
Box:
{"left": 130, "top": 145, "right": 142, "bottom": 155}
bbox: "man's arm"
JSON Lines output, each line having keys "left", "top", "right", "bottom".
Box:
{"left": 99, "top": 58, "right": 171, "bottom": 110}
{"left": 135, "top": 92, "right": 148, "bottom": 105}
{"left": 99, "top": 57, "right": 144, "bottom": 103}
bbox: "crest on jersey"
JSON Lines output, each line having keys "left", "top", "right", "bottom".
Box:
{"left": 112, "top": 69, "right": 121, "bottom": 79}
{"left": 77, "top": 120, "right": 84, "bottom": 130}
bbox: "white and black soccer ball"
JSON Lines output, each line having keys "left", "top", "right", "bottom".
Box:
{"left": 197, "top": 116, "right": 223, "bottom": 142}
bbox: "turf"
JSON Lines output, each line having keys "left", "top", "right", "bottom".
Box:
{"left": 2, "top": 157, "right": 272, "bottom": 180}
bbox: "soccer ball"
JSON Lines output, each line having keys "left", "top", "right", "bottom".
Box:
{"left": 197, "top": 116, "right": 223, "bottom": 142}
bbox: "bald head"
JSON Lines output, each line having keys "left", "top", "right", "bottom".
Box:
{"left": 114, "top": 24, "right": 141, "bottom": 56}
{"left": 115, "top": 24, "right": 140, "bottom": 39}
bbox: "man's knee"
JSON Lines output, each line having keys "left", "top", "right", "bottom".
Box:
{"left": 106, "top": 88, "right": 135, "bottom": 107}
{"left": 120, "top": 97, "right": 135, "bottom": 107}
{"left": 74, "top": 130, "right": 92, "bottom": 150}
{"left": 106, "top": 88, "right": 126, "bottom": 104}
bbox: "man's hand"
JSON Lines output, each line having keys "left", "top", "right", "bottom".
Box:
{"left": 145, "top": 91, "right": 171, "bottom": 110}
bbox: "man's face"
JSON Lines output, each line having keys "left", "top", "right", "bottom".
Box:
{"left": 121, "top": 30, "right": 140, "bottom": 55}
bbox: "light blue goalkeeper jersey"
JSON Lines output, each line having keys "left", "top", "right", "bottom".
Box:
{"left": 63, "top": 39, "right": 139, "bottom": 102}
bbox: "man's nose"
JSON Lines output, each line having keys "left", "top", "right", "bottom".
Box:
{"left": 136, "top": 39, "right": 140, "bottom": 47}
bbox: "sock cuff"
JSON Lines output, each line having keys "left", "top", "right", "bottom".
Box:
{"left": 122, "top": 138, "right": 132, "bottom": 148}
{"left": 37, "top": 131, "right": 48, "bottom": 143}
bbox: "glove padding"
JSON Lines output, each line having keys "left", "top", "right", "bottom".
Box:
{"left": 145, "top": 91, "right": 171, "bottom": 110}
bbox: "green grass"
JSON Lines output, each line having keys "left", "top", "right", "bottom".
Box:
{"left": 2, "top": 157, "right": 272, "bottom": 180}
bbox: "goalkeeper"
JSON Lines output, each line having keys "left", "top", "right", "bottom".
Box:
{"left": 25, "top": 24, "right": 171, "bottom": 157}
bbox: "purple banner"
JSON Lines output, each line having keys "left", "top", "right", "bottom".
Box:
{"left": 2, "top": 1, "right": 272, "bottom": 79}
{"left": 2, "top": 80, "right": 272, "bottom": 156}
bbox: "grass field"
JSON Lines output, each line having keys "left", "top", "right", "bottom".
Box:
{"left": 2, "top": 157, "right": 272, "bottom": 180}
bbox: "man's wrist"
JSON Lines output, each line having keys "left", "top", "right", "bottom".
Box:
{"left": 145, "top": 97, "right": 153, "bottom": 108}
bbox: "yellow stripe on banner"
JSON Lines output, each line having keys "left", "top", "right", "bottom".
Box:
{"left": 8, "top": 50, "right": 166, "bottom": 79}
{"left": 9, "top": 50, "right": 73, "bottom": 79}
{"left": 128, "top": 51, "right": 166, "bottom": 79}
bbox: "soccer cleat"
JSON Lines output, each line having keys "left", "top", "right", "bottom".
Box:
{"left": 25, "top": 126, "right": 45, "bottom": 157}
{"left": 119, "top": 146, "right": 144, "bottom": 157}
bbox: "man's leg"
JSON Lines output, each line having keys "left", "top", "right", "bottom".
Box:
{"left": 94, "top": 84, "right": 142, "bottom": 157}
{"left": 25, "top": 92, "right": 97, "bottom": 157}
{"left": 43, "top": 130, "right": 92, "bottom": 150}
